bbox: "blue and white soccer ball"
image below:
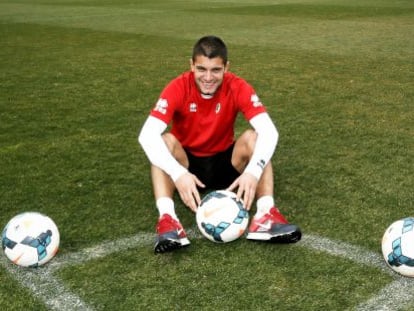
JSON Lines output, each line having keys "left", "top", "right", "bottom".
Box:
{"left": 196, "top": 190, "right": 249, "bottom": 243}
{"left": 2, "top": 212, "right": 60, "bottom": 267}
{"left": 381, "top": 217, "right": 414, "bottom": 277}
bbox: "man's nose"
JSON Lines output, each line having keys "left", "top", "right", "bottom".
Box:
{"left": 204, "top": 70, "right": 213, "bottom": 80}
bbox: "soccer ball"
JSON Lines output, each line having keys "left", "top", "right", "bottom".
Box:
{"left": 381, "top": 217, "right": 414, "bottom": 277}
{"left": 2, "top": 212, "right": 60, "bottom": 267}
{"left": 196, "top": 190, "right": 249, "bottom": 243}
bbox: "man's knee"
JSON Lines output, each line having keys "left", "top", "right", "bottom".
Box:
{"left": 239, "top": 129, "right": 257, "bottom": 153}
{"left": 232, "top": 129, "right": 257, "bottom": 170}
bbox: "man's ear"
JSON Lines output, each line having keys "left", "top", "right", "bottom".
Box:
{"left": 224, "top": 61, "right": 230, "bottom": 72}
{"left": 190, "top": 58, "right": 195, "bottom": 72}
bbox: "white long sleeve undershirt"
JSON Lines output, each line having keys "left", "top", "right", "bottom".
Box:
{"left": 138, "top": 116, "right": 188, "bottom": 182}
{"left": 244, "top": 112, "right": 279, "bottom": 180}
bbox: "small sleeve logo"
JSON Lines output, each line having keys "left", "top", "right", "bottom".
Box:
{"left": 154, "top": 98, "right": 168, "bottom": 114}
{"left": 251, "top": 94, "right": 263, "bottom": 107}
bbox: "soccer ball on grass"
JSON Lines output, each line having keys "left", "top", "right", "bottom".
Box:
{"left": 381, "top": 217, "right": 414, "bottom": 277}
{"left": 196, "top": 190, "right": 249, "bottom": 243}
{"left": 2, "top": 212, "right": 60, "bottom": 267}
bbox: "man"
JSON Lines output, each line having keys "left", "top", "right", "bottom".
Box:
{"left": 139, "top": 35, "right": 301, "bottom": 254}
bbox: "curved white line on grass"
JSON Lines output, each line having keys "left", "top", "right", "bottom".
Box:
{"left": 0, "top": 231, "right": 157, "bottom": 311}
{"left": 48, "top": 231, "right": 156, "bottom": 270}
{"left": 2, "top": 231, "right": 414, "bottom": 311}
{"left": 0, "top": 255, "right": 93, "bottom": 311}
{"left": 355, "top": 278, "right": 414, "bottom": 311}
{"left": 300, "top": 234, "right": 414, "bottom": 311}
{"left": 300, "top": 234, "right": 391, "bottom": 274}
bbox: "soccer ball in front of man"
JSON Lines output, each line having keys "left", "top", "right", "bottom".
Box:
{"left": 2, "top": 212, "right": 60, "bottom": 267}
{"left": 196, "top": 190, "right": 249, "bottom": 243}
{"left": 381, "top": 217, "right": 414, "bottom": 277}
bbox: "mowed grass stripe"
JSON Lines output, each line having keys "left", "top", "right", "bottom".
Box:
{"left": 0, "top": 2, "right": 412, "bottom": 58}
{"left": 1, "top": 231, "right": 410, "bottom": 310}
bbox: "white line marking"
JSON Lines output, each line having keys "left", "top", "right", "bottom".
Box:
{"left": 0, "top": 255, "right": 93, "bottom": 311}
{"left": 300, "top": 234, "right": 414, "bottom": 311}
{"left": 48, "top": 231, "right": 156, "bottom": 270}
{"left": 300, "top": 234, "right": 391, "bottom": 274}
{"left": 0, "top": 231, "right": 158, "bottom": 310}
{"left": 356, "top": 278, "right": 414, "bottom": 311}
{"left": 2, "top": 231, "right": 414, "bottom": 311}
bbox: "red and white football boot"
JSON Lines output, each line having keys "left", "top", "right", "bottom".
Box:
{"left": 246, "top": 207, "right": 301, "bottom": 243}
{"left": 154, "top": 214, "right": 190, "bottom": 254}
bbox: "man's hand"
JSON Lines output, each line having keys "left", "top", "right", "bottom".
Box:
{"left": 227, "top": 172, "right": 258, "bottom": 210}
{"left": 175, "top": 172, "right": 205, "bottom": 212}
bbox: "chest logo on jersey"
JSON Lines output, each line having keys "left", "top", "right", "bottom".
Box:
{"left": 189, "top": 103, "right": 197, "bottom": 112}
{"left": 154, "top": 98, "right": 168, "bottom": 115}
{"left": 215, "top": 103, "right": 221, "bottom": 114}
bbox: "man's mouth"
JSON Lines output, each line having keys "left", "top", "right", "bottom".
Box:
{"left": 201, "top": 81, "right": 216, "bottom": 90}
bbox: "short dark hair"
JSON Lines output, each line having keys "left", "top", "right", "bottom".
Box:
{"left": 192, "top": 36, "right": 228, "bottom": 64}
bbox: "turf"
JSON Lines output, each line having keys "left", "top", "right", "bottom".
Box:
{"left": 0, "top": 0, "right": 413, "bottom": 310}
{"left": 59, "top": 242, "right": 389, "bottom": 310}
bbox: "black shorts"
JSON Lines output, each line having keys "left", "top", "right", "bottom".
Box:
{"left": 185, "top": 144, "right": 241, "bottom": 191}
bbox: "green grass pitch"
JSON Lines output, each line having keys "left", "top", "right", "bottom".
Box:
{"left": 0, "top": 0, "right": 413, "bottom": 310}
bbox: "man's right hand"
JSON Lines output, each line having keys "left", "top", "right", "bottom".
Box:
{"left": 175, "top": 172, "right": 205, "bottom": 212}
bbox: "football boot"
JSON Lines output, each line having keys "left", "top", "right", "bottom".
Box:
{"left": 154, "top": 214, "right": 190, "bottom": 254}
{"left": 246, "top": 206, "right": 301, "bottom": 243}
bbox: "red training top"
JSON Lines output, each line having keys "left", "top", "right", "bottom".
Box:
{"left": 150, "top": 71, "right": 266, "bottom": 157}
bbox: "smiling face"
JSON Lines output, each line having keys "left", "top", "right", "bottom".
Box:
{"left": 191, "top": 55, "right": 229, "bottom": 96}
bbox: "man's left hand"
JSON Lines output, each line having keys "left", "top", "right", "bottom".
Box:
{"left": 227, "top": 172, "right": 258, "bottom": 210}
